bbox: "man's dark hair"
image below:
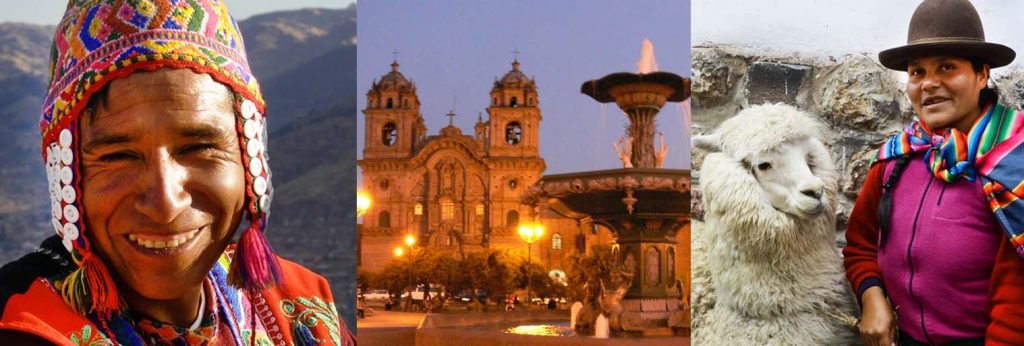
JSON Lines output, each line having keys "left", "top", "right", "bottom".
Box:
{"left": 84, "top": 83, "right": 110, "bottom": 123}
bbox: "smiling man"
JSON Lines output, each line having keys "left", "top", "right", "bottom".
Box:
{"left": 843, "top": 0, "right": 1024, "bottom": 345}
{"left": 0, "top": 1, "right": 354, "bottom": 345}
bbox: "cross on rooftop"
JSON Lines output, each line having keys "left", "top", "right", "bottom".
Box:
{"left": 446, "top": 110, "right": 456, "bottom": 127}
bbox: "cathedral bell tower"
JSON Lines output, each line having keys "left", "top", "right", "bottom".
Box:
{"left": 486, "top": 59, "right": 541, "bottom": 158}
{"left": 364, "top": 61, "right": 425, "bottom": 159}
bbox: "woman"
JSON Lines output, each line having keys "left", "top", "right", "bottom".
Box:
{"left": 844, "top": 1, "right": 1024, "bottom": 345}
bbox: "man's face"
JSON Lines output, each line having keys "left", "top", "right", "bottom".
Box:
{"left": 906, "top": 56, "right": 989, "bottom": 132}
{"left": 79, "top": 69, "right": 245, "bottom": 302}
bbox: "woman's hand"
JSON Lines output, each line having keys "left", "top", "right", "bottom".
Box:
{"left": 859, "top": 286, "right": 897, "bottom": 346}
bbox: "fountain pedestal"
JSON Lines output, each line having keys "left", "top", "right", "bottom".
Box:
{"left": 525, "top": 169, "right": 690, "bottom": 336}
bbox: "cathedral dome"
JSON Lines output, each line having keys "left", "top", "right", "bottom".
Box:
{"left": 495, "top": 60, "right": 535, "bottom": 89}
{"left": 375, "top": 61, "right": 415, "bottom": 92}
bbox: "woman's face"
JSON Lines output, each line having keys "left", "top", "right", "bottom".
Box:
{"left": 905, "top": 56, "right": 989, "bottom": 132}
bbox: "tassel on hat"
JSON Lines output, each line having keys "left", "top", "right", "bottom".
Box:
{"left": 59, "top": 249, "right": 122, "bottom": 317}
{"left": 229, "top": 218, "right": 282, "bottom": 291}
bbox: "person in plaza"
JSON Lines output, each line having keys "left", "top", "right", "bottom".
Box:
{"left": 0, "top": 1, "right": 355, "bottom": 344}
{"left": 844, "top": 0, "right": 1024, "bottom": 345}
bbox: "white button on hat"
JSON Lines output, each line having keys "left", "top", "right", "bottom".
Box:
{"left": 62, "top": 237, "right": 73, "bottom": 252}
{"left": 53, "top": 218, "right": 63, "bottom": 235}
{"left": 52, "top": 201, "right": 62, "bottom": 219}
{"left": 62, "top": 185, "right": 76, "bottom": 203}
{"left": 60, "top": 166, "right": 74, "bottom": 185}
{"left": 241, "top": 100, "right": 257, "bottom": 119}
{"left": 254, "top": 176, "right": 267, "bottom": 195}
{"left": 259, "top": 195, "right": 271, "bottom": 212}
{"left": 244, "top": 120, "right": 258, "bottom": 139}
{"left": 63, "top": 205, "right": 79, "bottom": 223}
{"left": 59, "top": 129, "right": 73, "bottom": 148}
{"left": 249, "top": 157, "right": 263, "bottom": 176}
{"left": 61, "top": 147, "right": 74, "bottom": 165}
{"left": 63, "top": 223, "right": 79, "bottom": 241}
{"left": 47, "top": 146, "right": 58, "bottom": 165}
{"left": 247, "top": 139, "right": 262, "bottom": 157}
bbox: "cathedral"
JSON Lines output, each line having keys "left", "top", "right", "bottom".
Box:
{"left": 357, "top": 59, "right": 613, "bottom": 274}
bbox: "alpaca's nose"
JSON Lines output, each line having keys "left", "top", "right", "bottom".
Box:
{"left": 801, "top": 187, "right": 822, "bottom": 200}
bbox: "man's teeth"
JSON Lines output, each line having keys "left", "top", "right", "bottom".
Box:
{"left": 128, "top": 230, "right": 198, "bottom": 249}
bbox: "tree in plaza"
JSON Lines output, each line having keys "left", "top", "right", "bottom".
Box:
{"left": 516, "top": 260, "right": 557, "bottom": 303}
{"left": 566, "top": 245, "right": 616, "bottom": 303}
{"left": 374, "top": 260, "right": 411, "bottom": 299}
{"left": 461, "top": 250, "right": 516, "bottom": 305}
{"left": 416, "top": 248, "right": 464, "bottom": 310}
{"left": 356, "top": 269, "right": 375, "bottom": 293}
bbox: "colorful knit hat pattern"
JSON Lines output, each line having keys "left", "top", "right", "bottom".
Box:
{"left": 41, "top": 0, "right": 280, "bottom": 317}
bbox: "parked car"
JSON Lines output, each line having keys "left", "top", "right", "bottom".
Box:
{"left": 400, "top": 284, "right": 445, "bottom": 301}
{"left": 363, "top": 289, "right": 390, "bottom": 302}
{"left": 454, "top": 290, "right": 488, "bottom": 302}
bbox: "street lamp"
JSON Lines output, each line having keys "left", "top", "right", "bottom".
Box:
{"left": 396, "top": 235, "right": 417, "bottom": 311}
{"left": 357, "top": 191, "right": 372, "bottom": 218}
{"left": 518, "top": 223, "right": 544, "bottom": 307}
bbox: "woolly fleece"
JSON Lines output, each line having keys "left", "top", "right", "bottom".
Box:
{"left": 692, "top": 103, "right": 860, "bottom": 345}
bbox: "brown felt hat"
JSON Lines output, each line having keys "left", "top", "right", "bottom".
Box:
{"left": 879, "top": 0, "right": 1015, "bottom": 71}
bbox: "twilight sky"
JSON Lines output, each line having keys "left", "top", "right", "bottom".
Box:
{"left": 0, "top": 0, "right": 357, "bottom": 25}
{"left": 357, "top": 0, "right": 692, "bottom": 180}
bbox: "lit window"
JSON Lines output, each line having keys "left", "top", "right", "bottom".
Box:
{"left": 414, "top": 203, "right": 423, "bottom": 216}
{"left": 442, "top": 200, "right": 454, "bottom": 221}
{"left": 475, "top": 203, "right": 485, "bottom": 216}
{"left": 552, "top": 233, "right": 562, "bottom": 250}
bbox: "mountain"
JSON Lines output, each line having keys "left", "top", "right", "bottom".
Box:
{"left": 0, "top": 6, "right": 358, "bottom": 327}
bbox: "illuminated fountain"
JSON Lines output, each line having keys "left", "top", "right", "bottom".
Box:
{"left": 523, "top": 39, "right": 691, "bottom": 337}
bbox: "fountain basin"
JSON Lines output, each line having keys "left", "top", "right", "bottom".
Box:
{"left": 581, "top": 72, "right": 690, "bottom": 107}
{"left": 524, "top": 169, "right": 691, "bottom": 335}
{"left": 416, "top": 311, "right": 690, "bottom": 345}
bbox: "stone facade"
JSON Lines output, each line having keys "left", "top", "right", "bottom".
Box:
{"left": 691, "top": 45, "right": 916, "bottom": 243}
{"left": 357, "top": 60, "right": 614, "bottom": 273}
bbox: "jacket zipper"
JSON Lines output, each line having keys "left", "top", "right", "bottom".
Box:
{"left": 936, "top": 184, "right": 947, "bottom": 206}
{"left": 908, "top": 176, "right": 936, "bottom": 345}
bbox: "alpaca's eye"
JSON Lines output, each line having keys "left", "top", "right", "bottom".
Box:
{"left": 757, "top": 162, "right": 772, "bottom": 170}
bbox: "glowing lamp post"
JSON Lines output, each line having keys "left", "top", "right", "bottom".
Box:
{"left": 396, "top": 235, "right": 417, "bottom": 311}
{"left": 356, "top": 192, "right": 372, "bottom": 218}
{"left": 518, "top": 223, "right": 544, "bottom": 306}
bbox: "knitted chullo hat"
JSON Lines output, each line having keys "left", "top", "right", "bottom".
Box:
{"left": 42, "top": 0, "right": 280, "bottom": 317}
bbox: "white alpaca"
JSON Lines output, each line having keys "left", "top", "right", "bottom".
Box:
{"left": 692, "top": 103, "right": 859, "bottom": 345}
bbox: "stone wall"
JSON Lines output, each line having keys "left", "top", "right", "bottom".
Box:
{"left": 691, "top": 44, "right": 1024, "bottom": 243}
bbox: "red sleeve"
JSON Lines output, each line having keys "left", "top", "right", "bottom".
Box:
{"left": 843, "top": 162, "right": 886, "bottom": 302}
{"left": 985, "top": 235, "right": 1024, "bottom": 344}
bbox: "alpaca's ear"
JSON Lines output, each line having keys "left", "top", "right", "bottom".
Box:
{"left": 692, "top": 133, "right": 721, "bottom": 152}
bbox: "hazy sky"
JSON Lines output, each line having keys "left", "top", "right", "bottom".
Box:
{"left": 695, "top": 0, "right": 1024, "bottom": 72}
{"left": 0, "top": 0, "right": 356, "bottom": 25}
{"left": 358, "top": 0, "right": 692, "bottom": 178}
